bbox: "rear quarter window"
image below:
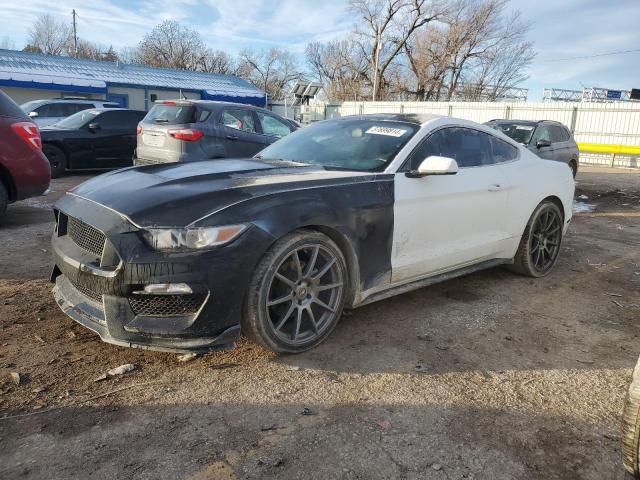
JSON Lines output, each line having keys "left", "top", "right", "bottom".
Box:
{"left": 0, "top": 91, "right": 27, "bottom": 119}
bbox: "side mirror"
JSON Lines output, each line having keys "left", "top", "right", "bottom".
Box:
{"left": 88, "top": 122, "right": 101, "bottom": 131}
{"left": 406, "top": 156, "right": 458, "bottom": 178}
{"left": 28, "top": 111, "right": 38, "bottom": 118}
{"left": 536, "top": 139, "right": 551, "bottom": 149}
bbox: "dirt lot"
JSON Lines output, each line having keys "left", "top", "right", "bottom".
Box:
{"left": 1, "top": 166, "right": 639, "bottom": 480}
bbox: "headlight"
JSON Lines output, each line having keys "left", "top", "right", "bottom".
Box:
{"left": 142, "top": 225, "right": 247, "bottom": 251}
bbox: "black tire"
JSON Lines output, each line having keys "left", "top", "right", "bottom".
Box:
{"left": 0, "top": 181, "right": 7, "bottom": 216}
{"left": 569, "top": 160, "right": 578, "bottom": 178}
{"left": 42, "top": 144, "right": 67, "bottom": 178}
{"left": 509, "top": 201, "right": 563, "bottom": 277}
{"left": 242, "top": 230, "right": 348, "bottom": 353}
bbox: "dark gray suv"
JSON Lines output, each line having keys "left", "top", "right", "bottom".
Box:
{"left": 485, "top": 119, "right": 579, "bottom": 177}
{"left": 135, "top": 100, "right": 299, "bottom": 165}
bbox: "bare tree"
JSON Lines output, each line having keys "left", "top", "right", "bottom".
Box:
{"left": 132, "top": 20, "right": 207, "bottom": 70}
{"left": 237, "top": 47, "right": 301, "bottom": 100}
{"left": 197, "top": 49, "right": 237, "bottom": 75}
{"left": 401, "top": 0, "right": 534, "bottom": 100}
{"left": 24, "top": 14, "right": 72, "bottom": 55}
{"left": 306, "top": 39, "right": 369, "bottom": 101}
{"left": 0, "top": 36, "right": 16, "bottom": 50}
{"left": 349, "top": 0, "right": 442, "bottom": 100}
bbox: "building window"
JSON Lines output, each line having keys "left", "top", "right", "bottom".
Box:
{"left": 150, "top": 94, "right": 157, "bottom": 103}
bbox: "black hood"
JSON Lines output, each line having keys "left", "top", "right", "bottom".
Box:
{"left": 69, "top": 159, "right": 377, "bottom": 227}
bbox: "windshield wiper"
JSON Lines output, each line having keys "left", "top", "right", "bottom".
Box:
{"left": 154, "top": 118, "right": 169, "bottom": 123}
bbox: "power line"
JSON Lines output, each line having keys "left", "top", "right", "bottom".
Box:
{"left": 539, "top": 49, "right": 640, "bottom": 63}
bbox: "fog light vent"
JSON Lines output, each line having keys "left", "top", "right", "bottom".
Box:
{"left": 129, "top": 294, "right": 206, "bottom": 317}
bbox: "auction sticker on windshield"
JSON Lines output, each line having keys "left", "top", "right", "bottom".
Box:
{"left": 365, "top": 126, "right": 408, "bottom": 137}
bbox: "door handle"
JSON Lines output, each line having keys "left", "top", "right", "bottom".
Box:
{"left": 226, "top": 135, "right": 239, "bottom": 141}
{"left": 488, "top": 183, "right": 504, "bottom": 192}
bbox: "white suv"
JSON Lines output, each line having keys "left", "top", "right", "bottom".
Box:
{"left": 20, "top": 98, "right": 120, "bottom": 127}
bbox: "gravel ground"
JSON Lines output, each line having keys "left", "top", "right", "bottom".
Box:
{"left": 0, "top": 165, "right": 639, "bottom": 480}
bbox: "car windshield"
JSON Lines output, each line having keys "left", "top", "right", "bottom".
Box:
{"left": 488, "top": 122, "right": 536, "bottom": 145}
{"left": 20, "top": 100, "right": 43, "bottom": 113}
{"left": 53, "top": 110, "right": 100, "bottom": 129}
{"left": 257, "top": 118, "right": 419, "bottom": 171}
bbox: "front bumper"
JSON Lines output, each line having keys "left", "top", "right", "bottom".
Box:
{"left": 51, "top": 193, "right": 273, "bottom": 352}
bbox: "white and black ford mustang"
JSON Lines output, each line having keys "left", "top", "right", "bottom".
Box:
{"left": 51, "top": 114, "right": 575, "bottom": 353}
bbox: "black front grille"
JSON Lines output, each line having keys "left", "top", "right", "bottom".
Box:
{"left": 69, "top": 277, "right": 103, "bottom": 304}
{"left": 129, "top": 294, "right": 206, "bottom": 317}
{"left": 68, "top": 216, "right": 106, "bottom": 257}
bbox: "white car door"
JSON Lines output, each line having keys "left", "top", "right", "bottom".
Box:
{"left": 391, "top": 127, "right": 511, "bottom": 283}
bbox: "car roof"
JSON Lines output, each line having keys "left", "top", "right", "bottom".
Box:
{"left": 43, "top": 98, "right": 118, "bottom": 104}
{"left": 487, "top": 119, "right": 567, "bottom": 127}
{"left": 336, "top": 113, "right": 443, "bottom": 125}
{"left": 85, "top": 108, "right": 146, "bottom": 113}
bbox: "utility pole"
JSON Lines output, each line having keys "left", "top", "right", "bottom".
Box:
{"left": 72, "top": 9, "right": 78, "bottom": 58}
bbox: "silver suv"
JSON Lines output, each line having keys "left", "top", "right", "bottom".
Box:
{"left": 135, "top": 100, "right": 299, "bottom": 165}
{"left": 20, "top": 98, "right": 120, "bottom": 127}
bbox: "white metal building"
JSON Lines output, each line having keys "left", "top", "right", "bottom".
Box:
{"left": 0, "top": 49, "right": 266, "bottom": 110}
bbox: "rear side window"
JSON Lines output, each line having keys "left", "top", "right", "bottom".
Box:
{"left": 220, "top": 109, "right": 256, "bottom": 133}
{"left": 490, "top": 136, "right": 519, "bottom": 163}
{"left": 549, "top": 125, "right": 570, "bottom": 142}
{"left": 144, "top": 104, "right": 195, "bottom": 124}
{"left": 69, "top": 103, "right": 92, "bottom": 114}
{"left": 257, "top": 111, "right": 292, "bottom": 137}
{"left": 0, "top": 90, "right": 27, "bottom": 119}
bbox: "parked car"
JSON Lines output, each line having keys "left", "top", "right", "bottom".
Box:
{"left": 0, "top": 90, "right": 50, "bottom": 216}
{"left": 485, "top": 120, "right": 579, "bottom": 177}
{"left": 41, "top": 108, "right": 146, "bottom": 178}
{"left": 20, "top": 98, "right": 120, "bottom": 128}
{"left": 51, "top": 114, "right": 574, "bottom": 354}
{"left": 135, "top": 100, "right": 299, "bottom": 165}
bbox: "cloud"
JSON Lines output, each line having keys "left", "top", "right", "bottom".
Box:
{"left": 0, "top": 0, "right": 353, "bottom": 54}
{"left": 509, "top": 0, "right": 640, "bottom": 95}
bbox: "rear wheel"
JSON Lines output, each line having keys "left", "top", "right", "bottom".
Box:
{"left": 42, "top": 144, "right": 67, "bottom": 178}
{"left": 509, "top": 201, "right": 563, "bottom": 277}
{"left": 569, "top": 160, "right": 578, "bottom": 178}
{"left": 242, "top": 230, "right": 347, "bottom": 353}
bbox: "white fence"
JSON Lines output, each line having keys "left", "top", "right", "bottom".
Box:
{"left": 270, "top": 101, "right": 640, "bottom": 168}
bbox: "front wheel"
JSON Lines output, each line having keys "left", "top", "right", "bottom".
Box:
{"left": 242, "top": 230, "right": 348, "bottom": 353}
{"left": 42, "top": 144, "right": 67, "bottom": 178}
{"left": 509, "top": 201, "right": 564, "bottom": 277}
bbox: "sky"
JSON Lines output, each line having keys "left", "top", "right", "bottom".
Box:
{"left": 1, "top": 0, "right": 639, "bottom": 100}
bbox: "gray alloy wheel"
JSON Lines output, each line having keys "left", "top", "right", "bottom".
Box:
{"left": 42, "top": 144, "right": 67, "bottom": 178}
{"left": 509, "top": 201, "right": 564, "bottom": 277}
{"left": 0, "top": 181, "right": 7, "bottom": 216}
{"left": 243, "top": 230, "right": 347, "bottom": 353}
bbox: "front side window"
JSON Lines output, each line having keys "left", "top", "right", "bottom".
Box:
{"left": 408, "top": 127, "right": 494, "bottom": 169}
{"left": 257, "top": 111, "right": 292, "bottom": 137}
{"left": 221, "top": 109, "right": 256, "bottom": 133}
{"left": 532, "top": 125, "right": 552, "bottom": 145}
{"left": 258, "top": 118, "right": 419, "bottom": 172}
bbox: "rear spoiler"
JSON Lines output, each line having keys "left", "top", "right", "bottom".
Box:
{"left": 154, "top": 100, "right": 193, "bottom": 106}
